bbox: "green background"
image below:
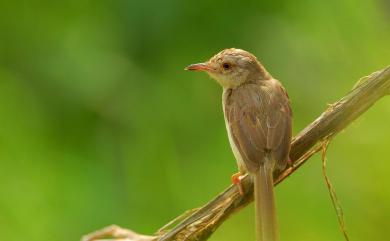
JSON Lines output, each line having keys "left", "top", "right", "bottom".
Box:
{"left": 0, "top": 0, "right": 389, "bottom": 240}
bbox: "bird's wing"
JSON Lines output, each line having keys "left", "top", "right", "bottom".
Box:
{"left": 225, "top": 81, "right": 292, "bottom": 172}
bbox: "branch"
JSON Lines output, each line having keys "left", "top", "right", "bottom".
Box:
{"left": 82, "top": 66, "right": 390, "bottom": 241}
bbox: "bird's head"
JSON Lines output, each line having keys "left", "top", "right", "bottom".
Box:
{"left": 186, "top": 48, "right": 271, "bottom": 89}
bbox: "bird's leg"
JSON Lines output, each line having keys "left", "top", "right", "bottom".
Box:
{"left": 231, "top": 172, "right": 245, "bottom": 195}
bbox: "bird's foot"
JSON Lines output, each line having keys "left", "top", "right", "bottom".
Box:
{"left": 231, "top": 172, "right": 245, "bottom": 196}
{"left": 287, "top": 157, "right": 293, "bottom": 167}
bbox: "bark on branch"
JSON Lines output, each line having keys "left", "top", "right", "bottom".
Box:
{"left": 82, "top": 66, "right": 390, "bottom": 241}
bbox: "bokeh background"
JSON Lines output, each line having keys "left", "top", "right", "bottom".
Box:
{"left": 0, "top": 0, "right": 390, "bottom": 240}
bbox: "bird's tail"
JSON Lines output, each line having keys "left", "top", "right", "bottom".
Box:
{"left": 254, "top": 161, "right": 279, "bottom": 241}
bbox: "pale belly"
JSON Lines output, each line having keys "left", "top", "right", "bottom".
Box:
{"left": 222, "top": 89, "right": 247, "bottom": 173}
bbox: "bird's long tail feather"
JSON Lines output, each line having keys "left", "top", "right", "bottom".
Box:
{"left": 254, "top": 162, "right": 278, "bottom": 241}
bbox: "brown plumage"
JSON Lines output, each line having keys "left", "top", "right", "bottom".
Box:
{"left": 186, "top": 48, "right": 292, "bottom": 241}
{"left": 223, "top": 79, "right": 292, "bottom": 173}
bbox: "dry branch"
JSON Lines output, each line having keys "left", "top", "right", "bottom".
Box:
{"left": 82, "top": 66, "right": 390, "bottom": 241}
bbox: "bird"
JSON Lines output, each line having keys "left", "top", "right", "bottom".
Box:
{"left": 185, "top": 48, "right": 292, "bottom": 241}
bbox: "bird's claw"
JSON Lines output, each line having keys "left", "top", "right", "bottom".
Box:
{"left": 231, "top": 172, "right": 245, "bottom": 196}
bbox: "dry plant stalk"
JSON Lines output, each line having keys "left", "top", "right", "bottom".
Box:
{"left": 82, "top": 66, "right": 390, "bottom": 241}
{"left": 321, "top": 140, "right": 349, "bottom": 241}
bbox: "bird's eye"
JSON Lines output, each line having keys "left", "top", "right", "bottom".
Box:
{"left": 222, "top": 63, "right": 231, "bottom": 70}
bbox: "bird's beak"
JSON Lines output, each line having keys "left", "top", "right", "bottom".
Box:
{"left": 185, "top": 63, "right": 212, "bottom": 71}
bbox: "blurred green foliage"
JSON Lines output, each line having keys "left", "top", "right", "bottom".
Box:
{"left": 0, "top": 0, "right": 389, "bottom": 241}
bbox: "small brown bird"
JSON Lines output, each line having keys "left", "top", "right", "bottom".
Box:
{"left": 186, "top": 48, "right": 292, "bottom": 241}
